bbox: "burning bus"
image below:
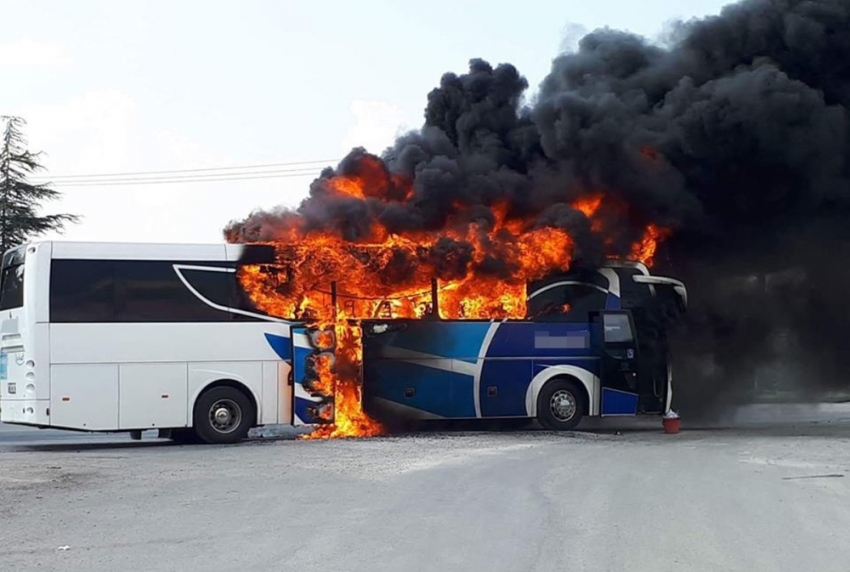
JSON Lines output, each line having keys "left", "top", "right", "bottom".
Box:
{"left": 0, "top": 241, "right": 685, "bottom": 442}
{"left": 294, "top": 261, "right": 687, "bottom": 432}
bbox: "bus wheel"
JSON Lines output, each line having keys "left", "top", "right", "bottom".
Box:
{"left": 537, "top": 379, "right": 585, "bottom": 431}
{"left": 193, "top": 386, "right": 254, "bottom": 444}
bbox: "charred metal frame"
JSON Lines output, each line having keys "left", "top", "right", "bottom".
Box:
{"left": 324, "top": 278, "right": 441, "bottom": 320}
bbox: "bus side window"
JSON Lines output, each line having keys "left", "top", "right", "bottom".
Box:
{"left": 602, "top": 313, "right": 634, "bottom": 343}
{"left": 114, "top": 261, "right": 231, "bottom": 323}
{"left": 50, "top": 260, "right": 115, "bottom": 323}
{"left": 528, "top": 284, "right": 608, "bottom": 322}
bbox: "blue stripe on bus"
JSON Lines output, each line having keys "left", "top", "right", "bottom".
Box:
{"left": 264, "top": 333, "right": 291, "bottom": 360}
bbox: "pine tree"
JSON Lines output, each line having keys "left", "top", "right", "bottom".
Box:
{"left": 0, "top": 116, "right": 78, "bottom": 252}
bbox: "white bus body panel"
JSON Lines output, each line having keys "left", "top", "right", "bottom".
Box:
{"left": 49, "top": 323, "right": 287, "bottom": 364}
{"left": 46, "top": 322, "right": 291, "bottom": 431}
{"left": 51, "top": 364, "right": 119, "bottom": 430}
{"left": 118, "top": 363, "right": 188, "bottom": 429}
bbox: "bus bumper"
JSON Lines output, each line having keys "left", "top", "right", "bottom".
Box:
{"left": 0, "top": 398, "right": 50, "bottom": 426}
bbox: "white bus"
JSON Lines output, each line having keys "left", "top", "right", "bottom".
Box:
{"left": 0, "top": 241, "right": 316, "bottom": 444}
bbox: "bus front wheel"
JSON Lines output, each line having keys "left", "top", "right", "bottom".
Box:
{"left": 193, "top": 386, "right": 255, "bottom": 444}
{"left": 537, "top": 379, "right": 585, "bottom": 431}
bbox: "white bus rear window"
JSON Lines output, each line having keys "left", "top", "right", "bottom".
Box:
{"left": 0, "top": 263, "right": 24, "bottom": 310}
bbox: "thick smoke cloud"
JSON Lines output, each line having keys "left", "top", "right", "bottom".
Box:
{"left": 226, "top": 0, "right": 850, "bottom": 412}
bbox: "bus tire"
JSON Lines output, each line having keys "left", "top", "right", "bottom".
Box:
{"left": 193, "top": 386, "right": 255, "bottom": 444}
{"left": 537, "top": 379, "right": 585, "bottom": 431}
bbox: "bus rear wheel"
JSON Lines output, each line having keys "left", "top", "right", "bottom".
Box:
{"left": 537, "top": 379, "right": 585, "bottom": 431}
{"left": 193, "top": 386, "right": 254, "bottom": 444}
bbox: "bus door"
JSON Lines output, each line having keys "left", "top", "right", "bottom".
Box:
{"left": 290, "top": 325, "right": 335, "bottom": 426}
{"left": 593, "top": 311, "right": 641, "bottom": 416}
{"left": 633, "top": 319, "right": 669, "bottom": 415}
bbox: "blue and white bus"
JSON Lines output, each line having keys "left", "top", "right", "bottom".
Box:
{"left": 0, "top": 241, "right": 686, "bottom": 442}
{"left": 357, "top": 263, "right": 686, "bottom": 430}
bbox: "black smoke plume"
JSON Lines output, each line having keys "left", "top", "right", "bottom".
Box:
{"left": 226, "top": 0, "right": 850, "bottom": 412}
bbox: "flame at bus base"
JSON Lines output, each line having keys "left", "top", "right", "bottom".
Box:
{"left": 234, "top": 157, "right": 669, "bottom": 439}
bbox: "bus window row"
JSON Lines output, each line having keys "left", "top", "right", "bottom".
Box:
{"left": 49, "top": 259, "right": 263, "bottom": 323}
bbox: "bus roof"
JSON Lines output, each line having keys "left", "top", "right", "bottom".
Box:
{"left": 26, "top": 241, "right": 242, "bottom": 262}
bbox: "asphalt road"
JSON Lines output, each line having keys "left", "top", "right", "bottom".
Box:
{"left": 1, "top": 408, "right": 849, "bottom": 572}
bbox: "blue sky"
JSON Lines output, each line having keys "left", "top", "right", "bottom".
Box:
{"left": 1, "top": 0, "right": 731, "bottom": 243}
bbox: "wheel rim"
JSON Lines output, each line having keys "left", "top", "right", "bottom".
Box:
{"left": 549, "top": 389, "right": 577, "bottom": 422}
{"left": 209, "top": 398, "right": 242, "bottom": 434}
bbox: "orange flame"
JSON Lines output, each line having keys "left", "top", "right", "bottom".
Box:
{"left": 236, "top": 166, "right": 671, "bottom": 438}
{"left": 301, "top": 319, "right": 383, "bottom": 439}
{"left": 631, "top": 224, "right": 670, "bottom": 268}
{"left": 571, "top": 194, "right": 603, "bottom": 218}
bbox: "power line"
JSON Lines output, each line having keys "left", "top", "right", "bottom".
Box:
{"left": 30, "top": 158, "right": 339, "bottom": 181}
{"left": 45, "top": 167, "right": 323, "bottom": 185}
{"left": 50, "top": 171, "right": 322, "bottom": 187}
